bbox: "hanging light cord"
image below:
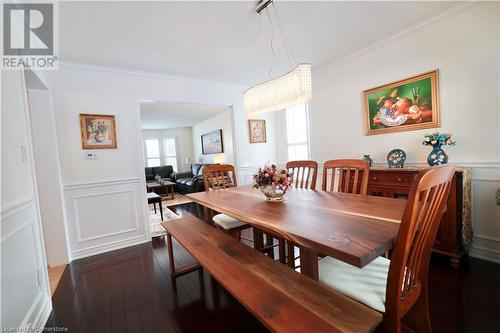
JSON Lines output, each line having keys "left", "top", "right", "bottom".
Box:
{"left": 272, "top": 2, "right": 298, "bottom": 67}
{"left": 265, "top": 6, "right": 275, "bottom": 80}
{"left": 251, "top": 13, "right": 262, "bottom": 84}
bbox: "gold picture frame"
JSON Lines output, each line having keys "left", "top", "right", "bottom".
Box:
{"left": 363, "top": 70, "right": 440, "bottom": 135}
{"left": 248, "top": 119, "right": 267, "bottom": 143}
{"left": 80, "top": 113, "right": 117, "bottom": 149}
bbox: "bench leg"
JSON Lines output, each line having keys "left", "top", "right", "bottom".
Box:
{"left": 166, "top": 232, "right": 202, "bottom": 278}
{"left": 154, "top": 202, "right": 157, "bottom": 214}
{"left": 159, "top": 202, "right": 163, "bottom": 220}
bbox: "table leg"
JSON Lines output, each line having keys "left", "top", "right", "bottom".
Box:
{"left": 300, "top": 247, "right": 319, "bottom": 281}
{"left": 159, "top": 200, "right": 163, "bottom": 220}
{"left": 264, "top": 234, "right": 275, "bottom": 259}
{"left": 154, "top": 202, "right": 157, "bottom": 214}
{"left": 171, "top": 186, "right": 175, "bottom": 200}
{"left": 253, "top": 229, "right": 264, "bottom": 252}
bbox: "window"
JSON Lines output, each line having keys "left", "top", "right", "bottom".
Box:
{"left": 285, "top": 103, "right": 310, "bottom": 160}
{"left": 163, "top": 138, "right": 178, "bottom": 171}
{"left": 145, "top": 139, "right": 161, "bottom": 167}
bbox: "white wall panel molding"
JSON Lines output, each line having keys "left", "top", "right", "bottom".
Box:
{"left": 1, "top": 198, "right": 52, "bottom": 329}
{"left": 63, "top": 177, "right": 143, "bottom": 191}
{"left": 63, "top": 178, "right": 149, "bottom": 260}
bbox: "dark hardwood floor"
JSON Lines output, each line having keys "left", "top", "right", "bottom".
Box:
{"left": 46, "top": 202, "right": 500, "bottom": 333}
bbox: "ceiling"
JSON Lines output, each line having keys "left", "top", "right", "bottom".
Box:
{"left": 140, "top": 100, "right": 231, "bottom": 129}
{"left": 60, "top": 1, "right": 463, "bottom": 84}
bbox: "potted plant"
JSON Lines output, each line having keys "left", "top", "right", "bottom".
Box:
{"left": 422, "top": 132, "right": 456, "bottom": 166}
{"left": 87, "top": 120, "right": 107, "bottom": 143}
{"left": 252, "top": 164, "right": 293, "bottom": 202}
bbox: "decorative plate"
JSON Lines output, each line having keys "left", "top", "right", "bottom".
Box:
{"left": 387, "top": 149, "right": 406, "bottom": 168}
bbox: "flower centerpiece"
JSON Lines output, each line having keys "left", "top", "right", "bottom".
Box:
{"left": 252, "top": 164, "right": 293, "bottom": 202}
{"left": 87, "top": 119, "right": 108, "bottom": 143}
{"left": 422, "top": 132, "right": 456, "bottom": 166}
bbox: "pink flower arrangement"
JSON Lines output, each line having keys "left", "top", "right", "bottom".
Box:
{"left": 252, "top": 164, "right": 293, "bottom": 192}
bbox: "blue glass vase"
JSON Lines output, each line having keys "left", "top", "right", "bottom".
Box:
{"left": 363, "top": 154, "right": 373, "bottom": 167}
{"left": 427, "top": 145, "right": 448, "bottom": 166}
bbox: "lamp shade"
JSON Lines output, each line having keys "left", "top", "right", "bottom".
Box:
{"left": 244, "top": 64, "right": 312, "bottom": 116}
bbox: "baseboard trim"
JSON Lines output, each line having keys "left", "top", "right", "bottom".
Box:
{"left": 20, "top": 292, "right": 52, "bottom": 331}
{"left": 469, "top": 245, "right": 500, "bottom": 264}
{"left": 70, "top": 234, "right": 149, "bottom": 261}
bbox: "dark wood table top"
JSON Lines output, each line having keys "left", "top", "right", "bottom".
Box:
{"left": 188, "top": 186, "right": 406, "bottom": 268}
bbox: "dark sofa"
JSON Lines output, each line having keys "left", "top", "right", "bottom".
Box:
{"left": 171, "top": 163, "right": 218, "bottom": 194}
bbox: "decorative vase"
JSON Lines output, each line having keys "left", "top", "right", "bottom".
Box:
{"left": 427, "top": 145, "right": 448, "bottom": 166}
{"left": 363, "top": 154, "right": 373, "bottom": 167}
{"left": 260, "top": 185, "right": 285, "bottom": 202}
{"left": 94, "top": 133, "right": 105, "bottom": 142}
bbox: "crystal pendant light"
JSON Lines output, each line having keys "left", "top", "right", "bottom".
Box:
{"left": 244, "top": 64, "right": 311, "bottom": 116}
{"left": 245, "top": 0, "right": 312, "bottom": 116}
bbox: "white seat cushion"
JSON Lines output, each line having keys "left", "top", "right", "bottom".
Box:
{"left": 319, "top": 256, "right": 390, "bottom": 313}
{"left": 212, "top": 214, "right": 247, "bottom": 230}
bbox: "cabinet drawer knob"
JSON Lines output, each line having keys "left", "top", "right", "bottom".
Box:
{"left": 397, "top": 178, "right": 402, "bottom": 182}
{"left": 372, "top": 176, "right": 377, "bottom": 181}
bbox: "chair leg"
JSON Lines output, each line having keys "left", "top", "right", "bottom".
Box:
{"left": 279, "top": 239, "right": 286, "bottom": 264}
{"left": 405, "top": 289, "right": 431, "bottom": 333}
{"left": 287, "top": 242, "right": 295, "bottom": 269}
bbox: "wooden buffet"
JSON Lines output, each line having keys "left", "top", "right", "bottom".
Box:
{"left": 367, "top": 167, "right": 469, "bottom": 267}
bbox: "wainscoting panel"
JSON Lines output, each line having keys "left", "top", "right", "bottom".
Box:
{"left": 1, "top": 198, "right": 52, "bottom": 330}
{"left": 63, "top": 178, "right": 149, "bottom": 260}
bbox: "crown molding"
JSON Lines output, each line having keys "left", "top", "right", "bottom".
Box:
{"left": 313, "top": 1, "right": 478, "bottom": 74}
{"left": 58, "top": 61, "right": 248, "bottom": 88}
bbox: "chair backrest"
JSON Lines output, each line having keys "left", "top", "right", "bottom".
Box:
{"left": 286, "top": 160, "right": 319, "bottom": 190}
{"left": 202, "top": 165, "right": 237, "bottom": 191}
{"left": 386, "top": 165, "right": 455, "bottom": 321}
{"left": 321, "top": 159, "right": 370, "bottom": 195}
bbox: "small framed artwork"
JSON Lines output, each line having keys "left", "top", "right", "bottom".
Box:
{"left": 248, "top": 119, "right": 267, "bottom": 143}
{"left": 363, "top": 70, "right": 440, "bottom": 135}
{"left": 201, "top": 129, "right": 223, "bottom": 155}
{"left": 80, "top": 113, "right": 117, "bottom": 149}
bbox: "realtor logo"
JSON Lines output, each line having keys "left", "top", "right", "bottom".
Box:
{"left": 2, "top": 2, "right": 58, "bottom": 69}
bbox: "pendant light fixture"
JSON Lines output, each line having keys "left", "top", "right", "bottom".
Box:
{"left": 244, "top": 0, "right": 312, "bottom": 116}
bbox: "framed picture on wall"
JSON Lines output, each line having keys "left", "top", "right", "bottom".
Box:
{"left": 248, "top": 119, "right": 267, "bottom": 143}
{"left": 363, "top": 70, "right": 440, "bottom": 135}
{"left": 80, "top": 113, "right": 117, "bottom": 149}
{"left": 201, "top": 129, "right": 223, "bottom": 155}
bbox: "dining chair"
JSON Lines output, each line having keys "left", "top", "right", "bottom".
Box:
{"left": 202, "top": 165, "right": 251, "bottom": 240}
{"left": 286, "top": 160, "right": 319, "bottom": 190}
{"left": 322, "top": 159, "right": 370, "bottom": 195}
{"left": 318, "top": 165, "right": 455, "bottom": 333}
{"left": 284, "top": 160, "right": 319, "bottom": 269}
{"left": 202, "top": 165, "right": 286, "bottom": 262}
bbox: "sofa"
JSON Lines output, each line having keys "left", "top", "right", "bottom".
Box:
{"left": 171, "top": 163, "right": 218, "bottom": 194}
{"left": 145, "top": 165, "right": 175, "bottom": 195}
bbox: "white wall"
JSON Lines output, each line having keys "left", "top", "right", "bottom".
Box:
{"left": 1, "top": 70, "right": 52, "bottom": 330}
{"left": 51, "top": 63, "right": 279, "bottom": 259}
{"left": 192, "top": 110, "right": 235, "bottom": 164}
{"left": 27, "top": 89, "right": 70, "bottom": 266}
{"left": 309, "top": 2, "right": 500, "bottom": 262}
{"left": 142, "top": 127, "right": 194, "bottom": 172}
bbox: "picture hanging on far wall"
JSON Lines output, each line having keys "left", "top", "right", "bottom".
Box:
{"left": 248, "top": 119, "right": 267, "bottom": 143}
{"left": 363, "top": 70, "right": 440, "bottom": 135}
{"left": 201, "top": 129, "right": 223, "bottom": 155}
{"left": 80, "top": 113, "right": 117, "bottom": 149}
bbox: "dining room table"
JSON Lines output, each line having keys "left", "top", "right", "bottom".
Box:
{"left": 187, "top": 185, "right": 407, "bottom": 280}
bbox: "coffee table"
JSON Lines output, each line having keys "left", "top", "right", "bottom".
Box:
{"left": 146, "top": 180, "right": 175, "bottom": 200}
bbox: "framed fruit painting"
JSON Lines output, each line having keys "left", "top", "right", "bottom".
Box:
{"left": 363, "top": 70, "right": 440, "bottom": 135}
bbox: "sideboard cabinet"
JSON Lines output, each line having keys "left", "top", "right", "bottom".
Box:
{"left": 367, "top": 167, "right": 468, "bottom": 267}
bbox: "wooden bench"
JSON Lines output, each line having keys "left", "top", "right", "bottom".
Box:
{"left": 161, "top": 216, "right": 382, "bottom": 333}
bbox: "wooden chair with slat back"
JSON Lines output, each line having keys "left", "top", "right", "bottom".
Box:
{"left": 203, "top": 164, "right": 286, "bottom": 262}
{"left": 285, "top": 160, "right": 319, "bottom": 270}
{"left": 286, "top": 160, "right": 319, "bottom": 190}
{"left": 319, "top": 165, "right": 455, "bottom": 333}
{"left": 202, "top": 165, "right": 251, "bottom": 240}
{"left": 322, "top": 159, "right": 370, "bottom": 195}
